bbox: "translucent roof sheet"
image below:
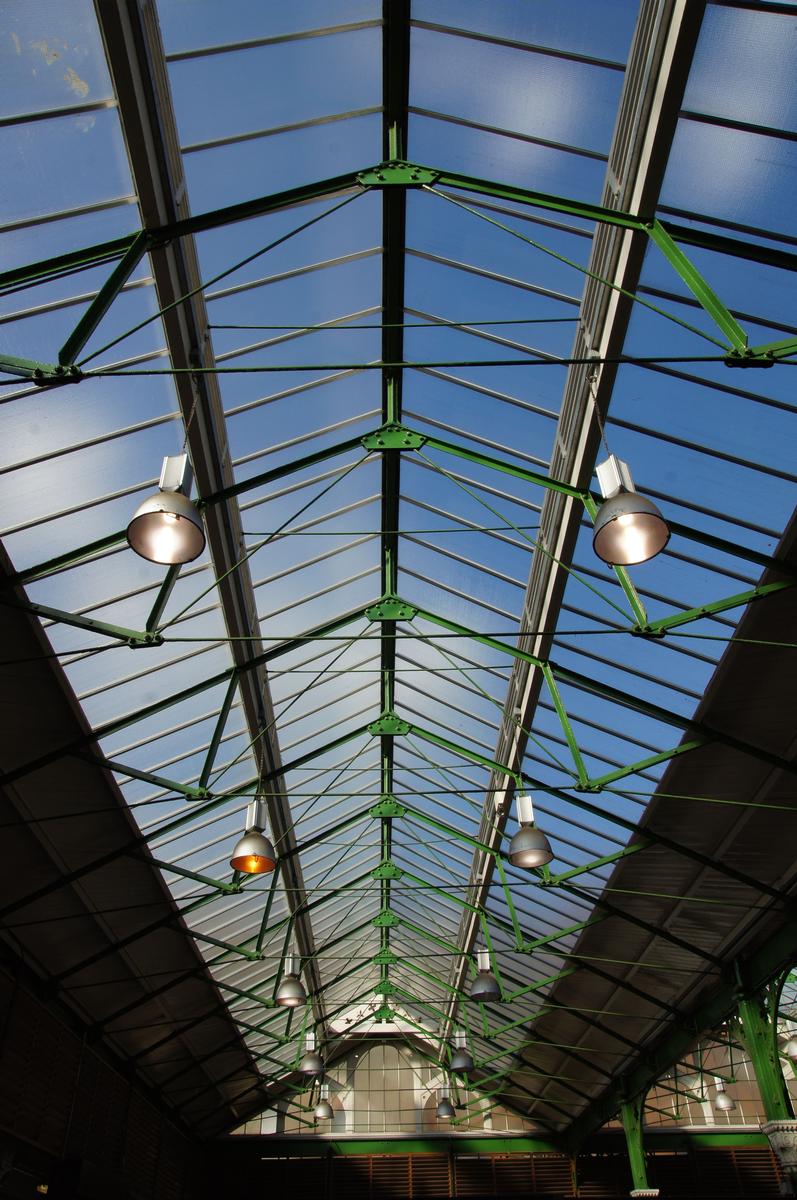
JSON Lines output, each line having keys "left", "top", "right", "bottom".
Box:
{"left": 1, "top": 0, "right": 796, "bottom": 1140}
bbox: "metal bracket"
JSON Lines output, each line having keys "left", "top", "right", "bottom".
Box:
{"left": 361, "top": 422, "right": 428, "bottom": 451}
{"left": 369, "top": 795, "right": 407, "bottom": 818}
{"left": 0, "top": 355, "right": 83, "bottom": 386}
{"left": 373, "top": 948, "right": 399, "bottom": 965}
{"left": 373, "top": 909, "right": 400, "bottom": 928}
{"left": 374, "top": 979, "right": 398, "bottom": 996}
{"left": 373, "top": 1004, "right": 396, "bottom": 1022}
{"left": 367, "top": 711, "right": 411, "bottom": 736}
{"left": 371, "top": 859, "right": 404, "bottom": 880}
{"left": 724, "top": 350, "right": 775, "bottom": 369}
{"left": 364, "top": 597, "right": 418, "bottom": 622}
{"left": 127, "top": 633, "right": 166, "bottom": 649}
{"left": 357, "top": 160, "right": 439, "bottom": 188}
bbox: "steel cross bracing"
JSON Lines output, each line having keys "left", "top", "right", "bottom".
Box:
{"left": 1, "top": 0, "right": 797, "bottom": 1140}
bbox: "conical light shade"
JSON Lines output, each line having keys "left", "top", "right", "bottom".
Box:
{"left": 276, "top": 973, "right": 306, "bottom": 1008}
{"left": 470, "top": 970, "right": 500, "bottom": 1003}
{"left": 509, "top": 824, "right": 553, "bottom": 869}
{"left": 437, "top": 1097, "right": 455, "bottom": 1120}
{"left": 127, "top": 489, "right": 205, "bottom": 564}
{"left": 314, "top": 1100, "right": 334, "bottom": 1120}
{"left": 451, "top": 1047, "right": 474, "bottom": 1074}
{"left": 229, "top": 829, "right": 276, "bottom": 874}
{"left": 592, "top": 491, "right": 669, "bottom": 565}
{"left": 301, "top": 1050, "right": 324, "bottom": 1074}
{"left": 679, "top": 1072, "right": 702, "bottom": 1095}
{"left": 714, "top": 1089, "right": 736, "bottom": 1112}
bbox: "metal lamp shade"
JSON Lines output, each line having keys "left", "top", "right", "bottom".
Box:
{"left": 314, "top": 1100, "right": 334, "bottom": 1120}
{"left": 276, "top": 973, "right": 306, "bottom": 1008}
{"left": 126, "top": 489, "right": 205, "bottom": 564}
{"left": 229, "top": 829, "right": 276, "bottom": 874}
{"left": 679, "top": 1072, "right": 702, "bottom": 1095}
{"left": 301, "top": 1050, "right": 324, "bottom": 1075}
{"left": 450, "top": 1047, "right": 474, "bottom": 1075}
{"left": 470, "top": 970, "right": 500, "bottom": 1003}
{"left": 714, "top": 1089, "right": 736, "bottom": 1112}
{"left": 509, "top": 824, "right": 553, "bottom": 869}
{"left": 437, "top": 1097, "right": 456, "bottom": 1120}
{"left": 592, "top": 491, "right": 670, "bottom": 565}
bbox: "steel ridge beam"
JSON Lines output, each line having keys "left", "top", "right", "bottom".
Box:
{"left": 373, "top": 0, "right": 411, "bottom": 1007}
{"left": 436, "top": 0, "right": 709, "bottom": 1123}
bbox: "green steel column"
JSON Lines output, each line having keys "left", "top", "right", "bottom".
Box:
{"left": 620, "top": 1094, "right": 657, "bottom": 1197}
{"left": 377, "top": 0, "right": 411, "bottom": 984}
{"left": 737, "top": 992, "right": 793, "bottom": 1120}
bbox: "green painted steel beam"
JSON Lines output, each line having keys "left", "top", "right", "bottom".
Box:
{"left": 0, "top": 604, "right": 367, "bottom": 791}
{"left": 146, "top": 564, "right": 183, "bottom": 632}
{"left": 0, "top": 233, "right": 137, "bottom": 293}
{"left": 82, "top": 752, "right": 208, "bottom": 800}
{"left": 736, "top": 992, "right": 793, "bottom": 1121}
{"left": 199, "top": 673, "right": 239, "bottom": 790}
{"left": 645, "top": 579, "right": 795, "bottom": 635}
{"left": 146, "top": 855, "right": 239, "bottom": 895}
{"left": 58, "top": 230, "right": 150, "bottom": 365}
{"left": 585, "top": 738, "right": 706, "bottom": 790}
{"left": 620, "top": 1094, "right": 651, "bottom": 1193}
{"left": 745, "top": 335, "right": 797, "bottom": 362}
{"left": 0, "top": 596, "right": 151, "bottom": 645}
{"left": 564, "top": 914, "right": 797, "bottom": 1150}
{"left": 646, "top": 219, "right": 748, "bottom": 351}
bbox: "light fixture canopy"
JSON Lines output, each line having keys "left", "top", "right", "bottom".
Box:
{"left": 592, "top": 454, "right": 670, "bottom": 566}
{"left": 276, "top": 953, "right": 306, "bottom": 1008}
{"left": 450, "top": 1029, "right": 474, "bottom": 1075}
{"left": 315, "top": 1083, "right": 333, "bottom": 1120}
{"left": 470, "top": 948, "right": 501, "bottom": 1003}
{"left": 436, "top": 1092, "right": 456, "bottom": 1120}
{"left": 509, "top": 793, "right": 554, "bottom": 869}
{"left": 713, "top": 1078, "right": 736, "bottom": 1113}
{"left": 229, "top": 799, "right": 276, "bottom": 874}
{"left": 127, "top": 454, "right": 206, "bottom": 564}
{"left": 300, "top": 1032, "right": 324, "bottom": 1076}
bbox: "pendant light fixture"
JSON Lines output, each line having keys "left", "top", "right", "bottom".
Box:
{"left": 450, "top": 1029, "right": 474, "bottom": 1076}
{"left": 713, "top": 1077, "right": 736, "bottom": 1113}
{"left": 314, "top": 1082, "right": 333, "bottom": 1120}
{"left": 300, "top": 1032, "right": 324, "bottom": 1076}
{"left": 229, "top": 799, "right": 277, "bottom": 874}
{"left": 276, "top": 952, "right": 306, "bottom": 1008}
{"left": 592, "top": 454, "right": 670, "bottom": 566}
{"left": 436, "top": 1090, "right": 455, "bottom": 1120}
{"left": 470, "top": 949, "right": 500, "bottom": 1003}
{"left": 126, "top": 454, "right": 206, "bottom": 564}
{"left": 508, "top": 792, "right": 553, "bottom": 869}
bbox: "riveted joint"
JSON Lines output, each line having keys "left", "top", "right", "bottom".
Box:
{"left": 33, "top": 363, "right": 84, "bottom": 387}
{"left": 367, "top": 711, "right": 411, "bottom": 736}
{"left": 127, "top": 632, "right": 166, "bottom": 649}
{"left": 369, "top": 796, "right": 406, "bottom": 818}
{"left": 361, "top": 422, "right": 427, "bottom": 451}
{"left": 357, "top": 161, "right": 439, "bottom": 188}
{"left": 372, "top": 859, "right": 403, "bottom": 880}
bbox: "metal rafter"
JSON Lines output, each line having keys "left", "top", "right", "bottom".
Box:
{"left": 93, "top": 0, "right": 326, "bottom": 1046}
{"left": 440, "top": 0, "right": 708, "bottom": 1110}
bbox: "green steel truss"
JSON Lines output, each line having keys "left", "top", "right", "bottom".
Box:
{"left": 2, "top": 0, "right": 796, "bottom": 1146}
